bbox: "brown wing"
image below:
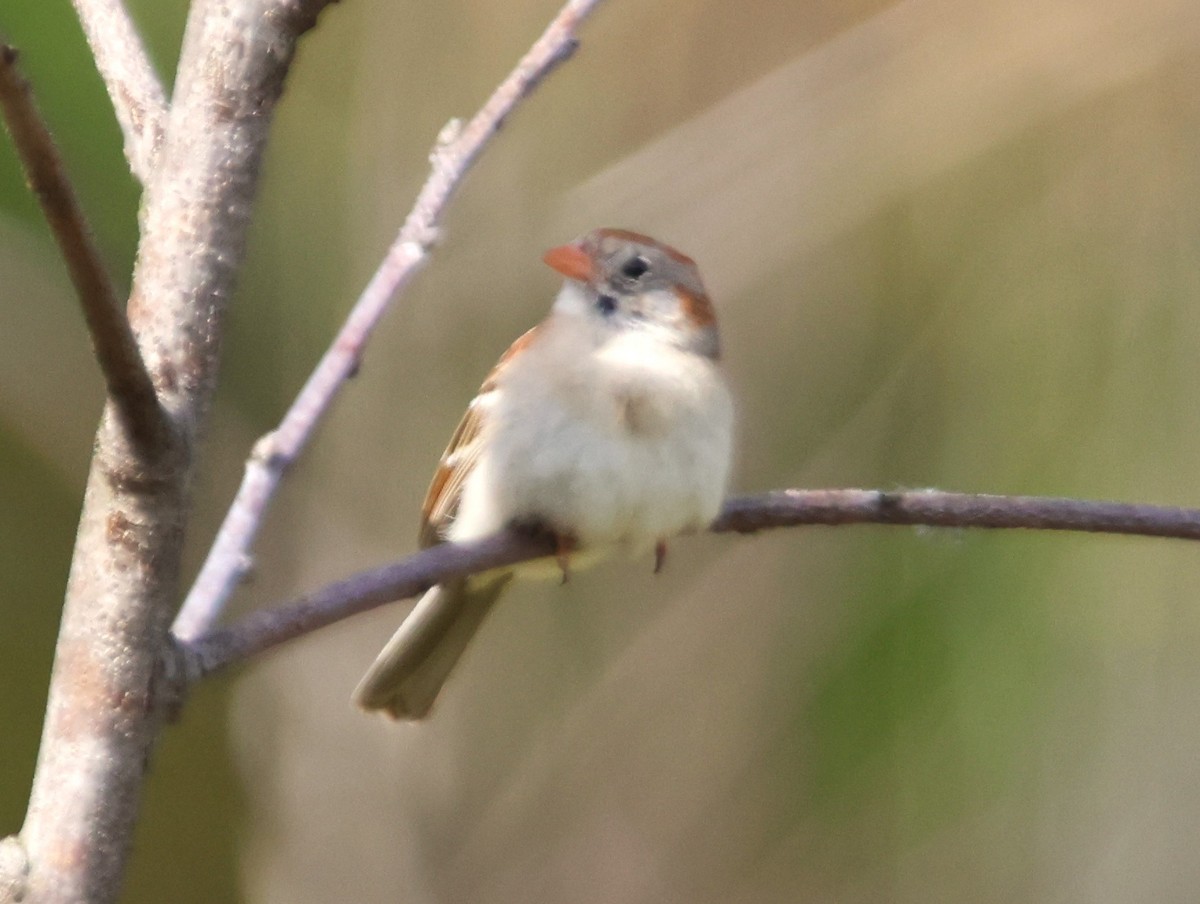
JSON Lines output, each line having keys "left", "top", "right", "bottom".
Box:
{"left": 417, "top": 326, "right": 541, "bottom": 549}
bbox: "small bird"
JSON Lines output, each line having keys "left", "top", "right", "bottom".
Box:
{"left": 353, "top": 229, "right": 734, "bottom": 719}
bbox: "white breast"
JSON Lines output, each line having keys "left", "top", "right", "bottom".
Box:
{"left": 450, "top": 302, "right": 733, "bottom": 557}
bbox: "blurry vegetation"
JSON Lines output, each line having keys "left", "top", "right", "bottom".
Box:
{"left": 2, "top": 1, "right": 1199, "bottom": 902}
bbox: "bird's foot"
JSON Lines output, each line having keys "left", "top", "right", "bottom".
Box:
{"left": 654, "top": 539, "right": 668, "bottom": 574}
{"left": 555, "top": 533, "right": 577, "bottom": 584}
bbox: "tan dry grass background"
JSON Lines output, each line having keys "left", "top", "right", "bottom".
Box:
{"left": 2, "top": 0, "right": 1200, "bottom": 901}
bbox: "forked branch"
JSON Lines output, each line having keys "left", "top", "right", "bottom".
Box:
{"left": 173, "top": 0, "right": 609, "bottom": 641}
{"left": 5, "top": 1, "right": 336, "bottom": 900}
{"left": 70, "top": 0, "right": 167, "bottom": 183}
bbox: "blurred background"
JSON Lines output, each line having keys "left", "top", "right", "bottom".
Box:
{"left": 3, "top": 0, "right": 1200, "bottom": 901}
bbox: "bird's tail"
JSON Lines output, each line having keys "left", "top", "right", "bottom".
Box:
{"left": 353, "top": 574, "right": 512, "bottom": 719}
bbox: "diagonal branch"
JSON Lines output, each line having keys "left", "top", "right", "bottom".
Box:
{"left": 182, "top": 488, "right": 1200, "bottom": 679}
{"left": 0, "top": 45, "right": 169, "bottom": 454}
{"left": 185, "top": 530, "right": 557, "bottom": 679}
{"left": 70, "top": 0, "right": 167, "bottom": 183}
{"left": 172, "top": 0, "right": 609, "bottom": 642}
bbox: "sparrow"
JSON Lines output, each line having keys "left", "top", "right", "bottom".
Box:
{"left": 353, "top": 228, "right": 734, "bottom": 719}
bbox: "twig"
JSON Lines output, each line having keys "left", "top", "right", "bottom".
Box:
{"left": 71, "top": 0, "right": 167, "bottom": 183}
{"left": 182, "top": 488, "right": 1200, "bottom": 678}
{"left": 172, "top": 0, "right": 608, "bottom": 642}
{"left": 0, "top": 44, "right": 169, "bottom": 454}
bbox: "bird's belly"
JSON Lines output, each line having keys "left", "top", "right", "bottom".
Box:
{"left": 487, "top": 394, "right": 728, "bottom": 553}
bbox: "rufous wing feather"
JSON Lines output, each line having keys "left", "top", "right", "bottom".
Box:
{"left": 358, "top": 326, "right": 541, "bottom": 718}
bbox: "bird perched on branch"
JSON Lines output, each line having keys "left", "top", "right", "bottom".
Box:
{"left": 354, "top": 228, "right": 734, "bottom": 719}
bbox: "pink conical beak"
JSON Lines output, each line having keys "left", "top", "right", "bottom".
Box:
{"left": 542, "top": 242, "right": 594, "bottom": 282}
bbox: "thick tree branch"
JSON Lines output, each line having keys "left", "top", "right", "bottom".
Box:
{"left": 183, "top": 488, "right": 1200, "bottom": 680}
{"left": 70, "top": 0, "right": 167, "bottom": 183}
{"left": 10, "top": 2, "right": 335, "bottom": 902}
{"left": 0, "top": 45, "right": 169, "bottom": 454}
{"left": 173, "top": 0, "right": 609, "bottom": 642}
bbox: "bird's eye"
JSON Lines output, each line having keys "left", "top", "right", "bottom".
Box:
{"left": 596, "top": 293, "right": 618, "bottom": 315}
{"left": 620, "top": 256, "right": 650, "bottom": 280}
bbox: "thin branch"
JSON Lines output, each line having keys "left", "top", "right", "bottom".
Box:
{"left": 182, "top": 488, "right": 1200, "bottom": 679}
{"left": 712, "top": 489, "right": 1200, "bottom": 538}
{"left": 70, "top": 0, "right": 167, "bottom": 183}
{"left": 172, "top": 0, "right": 608, "bottom": 642}
{"left": 0, "top": 44, "right": 169, "bottom": 454}
{"left": 186, "top": 530, "right": 557, "bottom": 679}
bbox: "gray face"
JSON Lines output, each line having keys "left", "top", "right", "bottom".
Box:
{"left": 579, "top": 230, "right": 721, "bottom": 361}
